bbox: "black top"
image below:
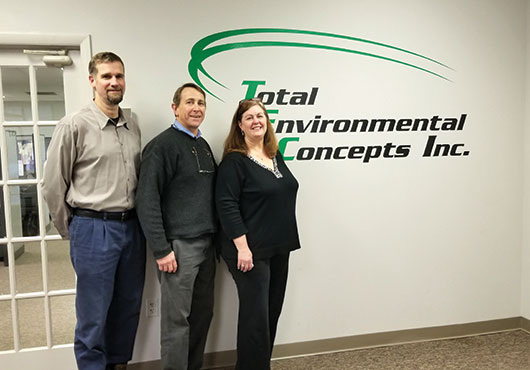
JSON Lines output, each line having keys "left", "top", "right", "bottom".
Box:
{"left": 215, "top": 151, "right": 301, "bottom": 260}
{"left": 136, "top": 127, "right": 217, "bottom": 259}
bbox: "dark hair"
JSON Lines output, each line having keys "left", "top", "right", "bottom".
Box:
{"left": 222, "top": 99, "right": 278, "bottom": 159}
{"left": 88, "top": 52, "right": 124, "bottom": 75}
{"left": 172, "top": 83, "right": 206, "bottom": 106}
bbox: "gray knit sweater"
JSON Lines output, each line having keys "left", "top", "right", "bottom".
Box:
{"left": 136, "top": 127, "right": 217, "bottom": 259}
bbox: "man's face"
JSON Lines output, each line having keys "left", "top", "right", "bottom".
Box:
{"left": 172, "top": 87, "right": 206, "bottom": 135}
{"left": 89, "top": 61, "right": 125, "bottom": 106}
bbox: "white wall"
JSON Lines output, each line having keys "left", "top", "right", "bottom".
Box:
{"left": 1, "top": 0, "right": 528, "bottom": 364}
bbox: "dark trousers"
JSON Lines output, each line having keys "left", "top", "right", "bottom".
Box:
{"left": 69, "top": 216, "right": 146, "bottom": 370}
{"left": 159, "top": 235, "right": 216, "bottom": 370}
{"left": 225, "top": 253, "right": 290, "bottom": 370}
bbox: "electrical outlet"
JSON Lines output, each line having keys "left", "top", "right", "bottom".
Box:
{"left": 146, "top": 298, "right": 160, "bottom": 317}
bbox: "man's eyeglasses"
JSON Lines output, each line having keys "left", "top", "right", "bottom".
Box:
{"left": 191, "top": 147, "right": 215, "bottom": 174}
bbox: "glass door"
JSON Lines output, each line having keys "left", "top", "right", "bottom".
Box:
{"left": 0, "top": 45, "right": 91, "bottom": 369}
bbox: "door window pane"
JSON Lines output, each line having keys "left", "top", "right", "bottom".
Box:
{"left": 0, "top": 186, "right": 6, "bottom": 272}
{"left": 36, "top": 68, "right": 65, "bottom": 121}
{"left": 0, "top": 258, "right": 8, "bottom": 295}
{"left": 9, "top": 185, "right": 40, "bottom": 237}
{"left": 14, "top": 241, "right": 42, "bottom": 294}
{"left": 44, "top": 205, "right": 59, "bottom": 237}
{"left": 17, "top": 297, "right": 46, "bottom": 348}
{"left": 1, "top": 67, "right": 32, "bottom": 122}
{"left": 47, "top": 240, "right": 75, "bottom": 291}
{"left": 39, "top": 126, "right": 55, "bottom": 173}
{"left": 41, "top": 126, "right": 57, "bottom": 237}
{"left": 5, "top": 127, "right": 35, "bottom": 180}
{"left": 50, "top": 295, "right": 75, "bottom": 345}
{"left": 0, "top": 300, "right": 14, "bottom": 350}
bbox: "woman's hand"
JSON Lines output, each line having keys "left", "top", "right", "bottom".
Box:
{"left": 237, "top": 247, "right": 254, "bottom": 272}
{"left": 233, "top": 235, "right": 254, "bottom": 272}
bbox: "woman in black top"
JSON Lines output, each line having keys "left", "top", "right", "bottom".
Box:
{"left": 215, "top": 98, "right": 301, "bottom": 370}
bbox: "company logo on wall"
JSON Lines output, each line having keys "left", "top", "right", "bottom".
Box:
{"left": 189, "top": 28, "right": 468, "bottom": 162}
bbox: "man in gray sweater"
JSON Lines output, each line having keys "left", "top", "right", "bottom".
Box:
{"left": 136, "top": 83, "right": 217, "bottom": 370}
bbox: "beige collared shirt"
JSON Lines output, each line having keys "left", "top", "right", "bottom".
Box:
{"left": 42, "top": 100, "right": 141, "bottom": 238}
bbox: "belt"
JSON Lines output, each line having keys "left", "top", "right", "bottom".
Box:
{"left": 73, "top": 208, "right": 136, "bottom": 221}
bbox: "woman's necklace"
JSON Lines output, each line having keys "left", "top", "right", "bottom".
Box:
{"left": 250, "top": 151, "right": 267, "bottom": 161}
{"left": 248, "top": 146, "right": 267, "bottom": 160}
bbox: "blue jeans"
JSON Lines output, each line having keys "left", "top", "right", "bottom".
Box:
{"left": 69, "top": 215, "right": 146, "bottom": 370}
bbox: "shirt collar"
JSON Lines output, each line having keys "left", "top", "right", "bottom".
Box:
{"left": 172, "top": 119, "right": 201, "bottom": 139}
{"left": 89, "top": 100, "right": 128, "bottom": 130}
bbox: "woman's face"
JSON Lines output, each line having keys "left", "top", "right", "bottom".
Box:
{"left": 238, "top": 104, "right": 267, "bottom": 141}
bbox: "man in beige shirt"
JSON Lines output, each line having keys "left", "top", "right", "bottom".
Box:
{"left": 42, "top": 52, "right": 145, "bottom": 370}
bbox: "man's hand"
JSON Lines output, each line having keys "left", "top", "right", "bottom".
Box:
{"left": 156, "top": 251, "right": 177, "bottom": 273}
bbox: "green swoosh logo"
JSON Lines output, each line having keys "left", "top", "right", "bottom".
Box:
{"left": 189, "top": 28, "right": 452, "bottom": 100}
